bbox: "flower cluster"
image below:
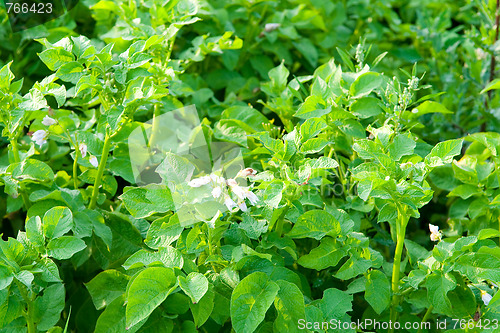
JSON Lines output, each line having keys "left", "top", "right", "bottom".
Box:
{"left": 34, "top": 115, "right": 99, "bottom": 168}
{"left": 187, "top": 168, "right": 259, "bottom": 213}
{"left": 481, "top": 290, "right": 493, "bottom": 306}
{"left": 429, "top": 224, "right": 442, "bottom": 242}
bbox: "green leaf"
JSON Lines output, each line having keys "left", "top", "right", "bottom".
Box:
{"left": 350, "top": 97, "right": 383, "bottom": 118}
{"left": 387, "top": 134, "right": 416, "bottom": 161}
{"left": 425, "top": 271, "right": 456, "bottom": 314}
{"left": 318, "top": 288, "right": 353, "bottom": 320}
{"left": 481, "top": 78, "right": 500, "bottom": 94}
{"left": 304, "top": 156, "right": 339, "bottom": 170}
{"left": 85, "top": 270, "right": 130, "bottom": 310}
{"left": 457, "top": 250, "right": 500, "bottom": 282}
{"left": 294, "top": 95, "right": 330, "bottom": 119}
{"left": 287, "top": 210, "right": 341, "bottom": 240}
{"left": 46, "top": 236, "right": 86, "bottom": 260}
{"left": 14, "top": 270, "right": 34, "bottom": 288}
{"left": 26, "top": 216, "right": 44, "bottom": 249}
{"left": 33, "top": 283, "right": 65, "bottom": 331}
{"left": 336, "top": 47, "right": 355, "bottom": 72}
{"left": 38, "top": 48, "right": 75, "bottom": 71}
{"left": 273, "top": 280, "right": 306, "bottom": 333}
{"left": 43, "top": 206, "right": 73, "bottom": 240}
{"left": 478, "top": 229, "right": 500, "bottom": 240}
{"left": 293, "top": 39, "right": 318, "bottom": 67}
{"left": 56, "top": 62, "right": 85, "bottom": 84}
{"left": 447, "top": 274, "right": 476, "bottom": 318}
{"left": 120, "top": 185, "right": 174, "bottom": 219}
{"left": 125, "top": 267, "right": 178, "bottom": 329}
{"left": 410, "top": 101, "right": 453, "bottom": 117}
{"left": 300, "top": 118, "right": 327, "bottom": 142}
{"left": 268, "top": 61, "right": 289, "bottom": 91}
{"left": 0, "top": 265, "right": 13, "bottom": 290}
{"left": 424, "top": 139, "right": 464, "bottom": 168}
{"left": 300, "top": 137, "right": 330, "bottom": 154}
{"left": 221, "top": 106, "right": 269, "bottom": 133}
{"left": 230, "top": 272, "right": 279, "bottom": 333}
{"left": 297, "top": 237, "right": 346, "bottom": 270}
{"left": 10, "top": 159, "right": 54, "bottom": 183}
{"left": 156, "top": 152, "right": 195, "bottom": 185}
{"left": 145, "top": 214, "right": 183, "bottom": 249}
{"left": 364, "top": 270, "right": 390, "bottom": 314}
{"left": 95, "top": 295, "right": 145, "bottom": 333}
{"left": 404, "top": 239, "right": 430, "bottom": 264}
{"left": 448, "top": 184, "right": 482, "bottom": 200}
{"left": 211, "top": 289, "right": 230, "bottom": 325}
{"left": 71, "top": 35, "right": 96, "bottom": 59}
{"left": 349, "top": 72, "right": 383, "bottom": 98}
{"left": 0, "top": 294, "right": 22, "bottom": 327}
{"left": 34, "top": 258, "right": 61, "bottom": 283}
{"left": 164, "top": 293, "right": 190, "bottom": 315}
{"left": 179, "top": 272, "right": 209, "bottom": 304}
{"left": 122, "top": 246, "right": 183, "bottom": 270}
{"left": 189, "top": 284, "right": 215, "bottom": 328}
{"left": 262, "top": 180, "right": 284, "bottom": 209}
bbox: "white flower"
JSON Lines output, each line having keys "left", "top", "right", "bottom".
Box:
{"left": 212, "top": 186, "right": 222, "bottom": 199}
{"left": 226, "top": 178, "right": 237, "bottom": 186}
{"left": 264, "top": 23, "right": 280, "bottom": 32}
{"left": 481, "top": 290, "right": 493, "bottom": 306}
{"left": 239, "top": 201, "right": 248, "bottom": 212}
{"left": 236, "top": 168, "right": 257, "bottom": 178}
{"left": 429, "top": 224, "right": 442, "bottom": 242}
{"left": 210, "top": 173, "right": 225, "bottom": 184}
{"left": 229, "top": 184, "right": 247, "bottom": 201}
{"left": 79, "top": 143, "right": 87, "bottom": 158}
{"left": 89, "top": 155, "right": 99, "bottom": 168}
{"left": 246, "top": 191, "right": 259, "bottom": 205}
{"left": 412, "top": 108, "right": 419, "bottom": 114}
{"left": 188, "top": 175, "right": 211, "bottom": 187}
{"left": 32, "top": 130, "right": 49, "bottom": 147}
{"left": 224, "top": 196, "right": 237, "bottom": 211}
{"left": 42, "top": 115, "right": 57, "bottom": 126}
{"left": 227, "top": 178, "right": 259, "bottom": 206}
{"left": 384, "top": 176, "right": 390, "bottom": 181}
{"left": 429, "top": 224, "right": 439, "bottom": 234}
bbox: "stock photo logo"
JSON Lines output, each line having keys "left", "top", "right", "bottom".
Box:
{"left": 126, "top": 104, "right": 260, "bottom": 227}
{"left": 2, "top": 0, "right": 77, "bottom": 32}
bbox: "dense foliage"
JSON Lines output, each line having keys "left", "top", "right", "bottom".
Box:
{"left": 2, "top": 0, "right": 500, "bottom": 332}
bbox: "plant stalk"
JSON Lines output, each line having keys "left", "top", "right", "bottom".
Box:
{"left": 389, "top": 207, "right": 408, "bottom": 332}
{"left": 11, "top": 139, "right": 31, "bottom": 210}
{"left": 15, "top": 280, "right": 35, "bottom": 333}
{"left": 274, "top": 204, "right": 290, "bottom": 237}
{"left": 148, "top": 104, "right": 161, "bottom": 149}
{"left": 417, "top": 305, "right": 433, "bottom": 333}
{"left": 73, "top": 150, "right": 79, "bottom": 189}
{"left": 88, "top": 133, "right": 112, "bottom": 209}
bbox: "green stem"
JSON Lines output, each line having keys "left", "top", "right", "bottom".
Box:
{"left": 73, "top": 150, "right": 79, "bottom": 190}
{"left": 88, "top": 133, "right": 112, "bottom": 210}
{"left": 15, "top": 280, "right": 35, "bottom": 333}
{"left": 274, "top": 204, "right": 290, "bottom": 237}
{"left": 417, "top": 306, "right": 433, "bottom": 333}
{"left": 389, "top": 207, "right": 408, "bottom": 332}
{"left": 206, "top": 226, "right": 220, "bottom": 273}
{"left": 148, "top": 104, "right": 161, "bottom": 149}
{"left": 11, "top": 139, "right": 31, "bottom": 210}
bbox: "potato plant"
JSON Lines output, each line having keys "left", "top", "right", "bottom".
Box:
{"left": 1, "top": 0, "right": 500, "bottom": 333}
